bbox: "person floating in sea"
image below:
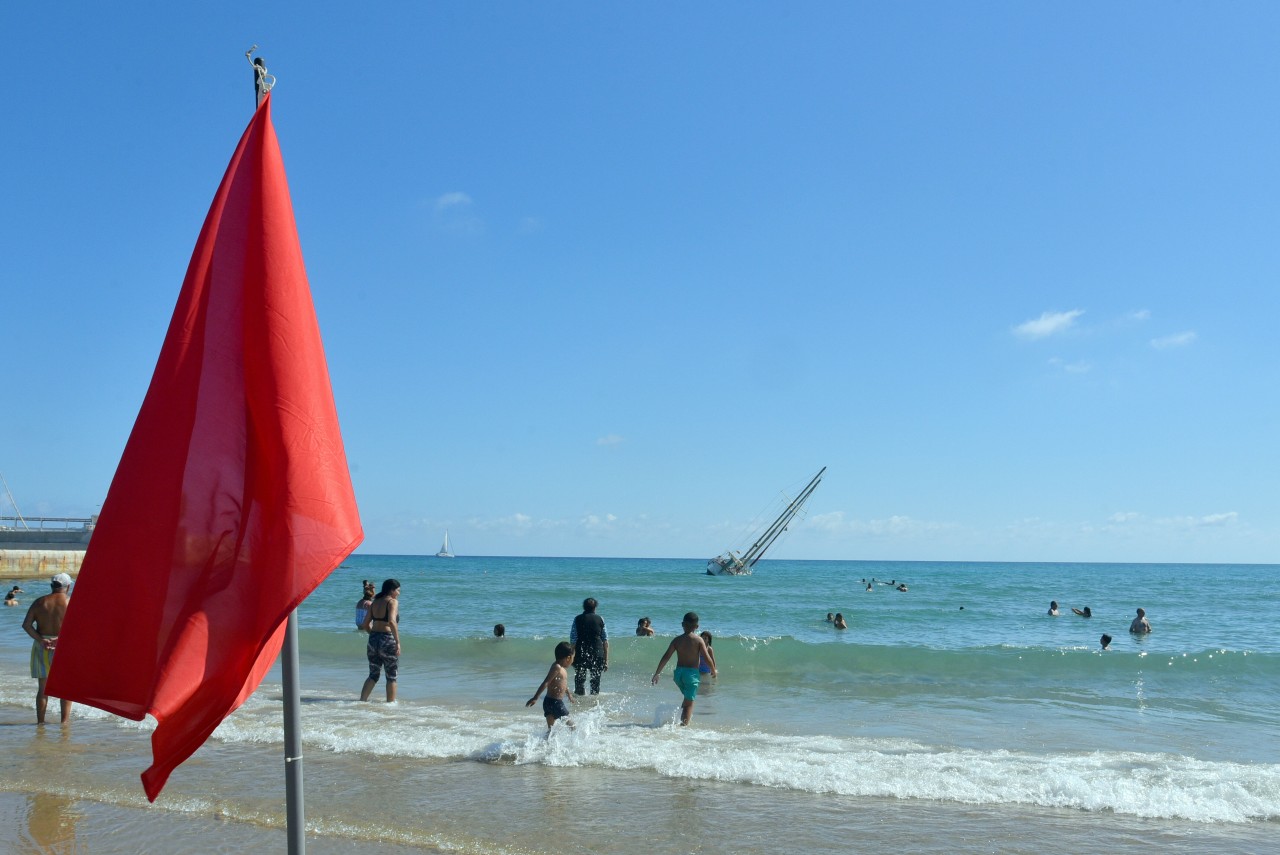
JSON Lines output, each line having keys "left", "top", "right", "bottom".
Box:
{"left": 570, "top": 597, "right": 609, "bottom": 695}
{"left": 526, "top": 641, "right": 575, "bottom": 731}
{"left": 494, "top": 623, "right": 506, "bottom": 638}
{"left": 22, "top": 574, "right": 73, "bottom": 724}
{"left": 1100, "top": 634, "right": 1112, "bottom": 650}
{"left": 825, "top": 613, "right": 834, "bottom": 622}
{"left": 1072, "top": 606, "right": 1092, "bottom": 618}
{"left": 360, "top": 578, "right": 401, "bottom": 703}
{"left": 865, "top": 583, "right": 873, "bottom": 592}
{"left": 896, "top": 583, "right": 908, "bottom": 592}
{"left": 4, "top": 585, "right": 22, "bottom": 606}
{"left": 1129, "top": 608, "right": 1152, "bottom": 634}
{"left": 355, "top": 581, "right": 374, "bottom": 629}
{"left": 833, "top": 613, "right": 848, "bottom": 630}
{"left": 1047, "top": 601, "right": 1059, "bottom": 616}
{"left": 636, "top": 617, "right": 655, "bottom": 637}
{"left": 652, "top": 612, "right": 716, "bottom": 726}
{"left": 698, "top": 631, "right": 717, "bottom": 676}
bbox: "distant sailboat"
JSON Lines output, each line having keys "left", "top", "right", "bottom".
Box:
{"left": 436, "top": 530, "right": 454, "bottom": 558}
{"left": 706, "top": 467, "right": 825, "bottom": 576}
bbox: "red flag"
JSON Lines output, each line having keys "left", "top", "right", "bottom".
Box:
{"left": 47, "top": 92, "right": 363, "bottom": 801}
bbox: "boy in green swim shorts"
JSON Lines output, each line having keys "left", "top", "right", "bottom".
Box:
{"left": 651, "top": 612, "right": 717, "bottom": 726}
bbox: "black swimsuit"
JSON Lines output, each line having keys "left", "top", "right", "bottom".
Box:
{"left": 371, "top": 600, "right": 395, "bottom": 628}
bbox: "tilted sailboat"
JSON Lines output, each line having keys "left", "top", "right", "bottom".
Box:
{"left": 435, "top": 530, "right": 454, "bottom": 558}
{"left": 706, "top": 467, "right": 825, "bottom": 576}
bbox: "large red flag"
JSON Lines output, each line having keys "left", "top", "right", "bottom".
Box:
{"left": 47, "top": 92, "right": 363, "bottom": 801}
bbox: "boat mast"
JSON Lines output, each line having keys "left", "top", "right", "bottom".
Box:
{"left": 741, "top": 467, "right": 825, "bottom": 570}
{"left": 0, "top": 472, "right": 29, "bottom": 530}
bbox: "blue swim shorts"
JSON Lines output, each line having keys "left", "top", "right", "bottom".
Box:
{"left": 673, "top": 665, "right": 701, "bottom": 701}
{"left": 542, "top": 695, "right": 570, "bottom": 720}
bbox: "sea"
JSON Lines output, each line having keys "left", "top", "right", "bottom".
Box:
{"left": 1, "top": 556, "right": 1278, "bottom": 854}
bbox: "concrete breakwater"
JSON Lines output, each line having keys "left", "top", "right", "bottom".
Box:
{"left": 0, "top": 550, "right": 84, "bottom": 578}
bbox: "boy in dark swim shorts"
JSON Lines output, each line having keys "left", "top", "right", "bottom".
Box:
{"left": 651, "top": 612, "right": 717, "bottom": 726}
{"left": 526, "top": 641, "right": 575, "bottom": 731}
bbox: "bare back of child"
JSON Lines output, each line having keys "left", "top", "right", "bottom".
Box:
{"left": 651, "top": 612, "right": 716, "bottom": 726}
{"left": 527, "top": 641, "right": 575, "bottom": 731}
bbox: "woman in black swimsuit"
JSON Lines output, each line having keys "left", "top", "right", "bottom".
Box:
{"left": 360, "top": 578, "right": 401, "bottom": 702}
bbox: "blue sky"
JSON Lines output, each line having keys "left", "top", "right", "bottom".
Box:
{"left": 3, "top": 3, "right": 1277, "bottom": 562}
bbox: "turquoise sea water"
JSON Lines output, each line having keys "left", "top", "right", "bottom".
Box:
{"left": 2, "top": 556, "right": 1278, "bottom": 853}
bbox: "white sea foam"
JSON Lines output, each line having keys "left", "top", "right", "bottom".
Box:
{"left": 3, "top": 671, "right": 1276, "bottom": 825}
{"left": 137, "top": 683, "right": 1280, "bottom": 825}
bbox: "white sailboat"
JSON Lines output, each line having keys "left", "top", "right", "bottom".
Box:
{"left": 706, "top": 467, "right": 825, "bottom": 576}
{"left": 435, "top": 530, "right": 454, "bottom": 558}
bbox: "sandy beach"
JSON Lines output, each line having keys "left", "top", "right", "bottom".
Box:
{"left": 0, "top": 791, "right": 442, "bottom": 855}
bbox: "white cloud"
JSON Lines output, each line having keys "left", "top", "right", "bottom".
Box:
{"left": 1049, "top": 357, "right": 1091, "bottom": 373}
{"left": 468, "top": 512, "right": 566, "bottom": 535}
{"left": 807, "top": 511, "right": 958, "bottom": 537}
{"left": 1185, "top": 511, "right": 1237, "bottom": 528}
{"left": 1131, "top": 309, "right": 1151, "bottom": 322}
{"left": 596, "top": 434, "right": 624, "bottom": 447}
{"left": 431, "top": 192, "right": 484, "bottom": 235}
{"left": 1013, "top": 309, "right": 1085, "bottom": 340}
{"left": 1150, "top": 331, "right": 1197, "bottom": 349}
{"left": 516, "top": 216, "right": 543, "bottom": 235}
{"left": 434, "top": 191, "right": 472, "bottom": 212}
{"left": 1103, "top": 510, "right": 1237, "bottom": 530}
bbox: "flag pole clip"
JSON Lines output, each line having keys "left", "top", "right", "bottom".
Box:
{"left": 246, "top": 45, "right": 275, "bottom": 106}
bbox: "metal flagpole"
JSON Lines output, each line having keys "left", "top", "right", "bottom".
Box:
{"left": 245, "top": 45, "right": 304, "bottom": 855}
{"left": 282, "top": 610, "right": 306, "bottom": 855}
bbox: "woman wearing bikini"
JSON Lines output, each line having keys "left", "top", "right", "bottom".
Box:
{"left": 360, "top": 579, "right": 402, "bottom": 702}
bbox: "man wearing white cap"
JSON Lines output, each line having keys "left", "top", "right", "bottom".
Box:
{"left": 21, "top": 574, "right": 74, "bottom": 724}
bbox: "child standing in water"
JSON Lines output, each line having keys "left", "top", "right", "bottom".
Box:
{"left": 698, "top": 631, "right": 717, "bottom": 675}
{"left": 651, "top": 612, "right": 717, "bottom": 726}
{"left": 526, "top": 641, "right": 575, "bottom": 731}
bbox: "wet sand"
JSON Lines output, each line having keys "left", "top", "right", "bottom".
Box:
{"left": 0, "top": 791, "right": 442, "bottom": 855}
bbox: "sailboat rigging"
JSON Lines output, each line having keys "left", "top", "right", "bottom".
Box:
{"left": 706, "top": 467, "right": 825, "bottom": 576}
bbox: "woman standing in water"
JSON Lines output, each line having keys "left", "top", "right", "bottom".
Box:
{"left": 360, "top": 579, "right": 401, "bottom": 702}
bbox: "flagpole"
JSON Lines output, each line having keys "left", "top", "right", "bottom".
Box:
{"left": 245, "top": 45, "right": 304, "bottom": 855}
{"left": 282, "top": 610, "right": 306, "bottom": 855}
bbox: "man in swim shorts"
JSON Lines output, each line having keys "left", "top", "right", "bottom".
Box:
{"left": 652, "top": 612, "right": 716, "bottom": 726}
{"left": 22, "top": 574, "right": 73, "bottom": 724}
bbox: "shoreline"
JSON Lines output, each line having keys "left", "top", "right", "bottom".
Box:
{"left": 0, "top": 791, "right": 445, "bottom": 855}
{"left": 1, "top": 556, "right": 1275, "bottom": 853}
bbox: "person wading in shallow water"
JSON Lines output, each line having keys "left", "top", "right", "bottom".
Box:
{"left": 23, "top": 574, "right": 73, "bottom": 724}
{"left": 570, "top": 597, "right": 609, "bottom": 695}
{"left": 360, "top": 579, "right": 401, "bottom": 702}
